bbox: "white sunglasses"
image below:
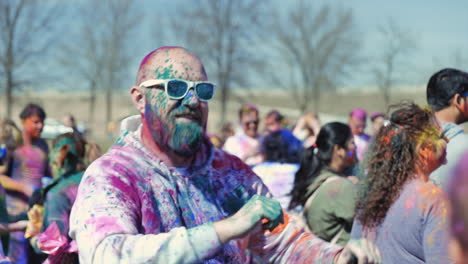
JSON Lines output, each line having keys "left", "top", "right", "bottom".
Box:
{"left": 139, "top": 79, "right": 216, "bottom": 101}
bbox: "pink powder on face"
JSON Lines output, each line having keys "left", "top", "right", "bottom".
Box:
{"left": 350, "top": 108, "right": 367, "bottom": 121}
{"left": 139, "top": 47, "right": 177, "bottom": 69}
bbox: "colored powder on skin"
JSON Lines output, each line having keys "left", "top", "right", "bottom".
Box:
{"left": 171, "top": 121, "right": 203, "bottom": 156}
{"left": 155, "top": 64, "right": 175, "bottom": 79}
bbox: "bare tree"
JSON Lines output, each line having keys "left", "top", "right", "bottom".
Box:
{"left": 372, "top": 19, "right": 416, "bottom": 107}
{"left": 0, "top": 0, "right": 62, "bottom": 118}
{"left": 58, "top": 15, "right": 104, "bottom": 127}
{"left": 171, "top": 0, "right": 268, "bottom": 124}
{"left": 269, "top": 1, "right": 363, "bottom": 113}
{"left": 100, "top": 0, "right": 140, "bottom": 126}
{"left": 57, "top": 0, "right": 140, "bottom": 129}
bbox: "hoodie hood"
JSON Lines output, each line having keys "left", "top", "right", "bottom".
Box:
{"left": 442, "top": 122, "right": 464, "bottom": 140}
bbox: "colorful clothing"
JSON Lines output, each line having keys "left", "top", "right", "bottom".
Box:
{"left": 43, "top": 171, "right": 83, "bottom": 235}
{"left": 430, "top": 122, "right": 468, "bottom": 188}
{"left": 252, "top": 162, "right": 299, "bottom": 210}
{"left": 222, "top": 133, "right": 262, "bottom": 166}
{"left": 304, "top": 170, "right": 357, "bottom": 246}
{"left": 351, "top": 179, "right": 454, "bottom": 263}
{"left": 6, "top": 138, "right": 50, "bottom": 264}
{"left": 0, "top": 185, "right": 9, "bottom": 257}
{"left": 354, "top": 133, "right": 370, "bottom": 162}
{"left": 69, "top": 118, "right": 342, "bottom": 263}
{"left": 33, "top": 171, "right": 83, "bottom": 263}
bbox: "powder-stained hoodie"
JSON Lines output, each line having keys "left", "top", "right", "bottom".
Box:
{"left": 430, "top": 122, "right": 468, "bottom": 189}
{"left": 69, "top": 116, "right": 342, "bottom": 264}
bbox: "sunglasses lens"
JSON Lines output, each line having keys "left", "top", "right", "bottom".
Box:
{"left": 167, "top": 80, "right": 188, "bottom": 98}
{"left": 196, "top": 83, "right": 214, "bottom": 100}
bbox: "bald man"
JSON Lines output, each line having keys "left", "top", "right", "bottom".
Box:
{"left": 69, "top": 47, "right": 380, "bottom": 263}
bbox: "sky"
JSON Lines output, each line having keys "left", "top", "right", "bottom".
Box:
{"left": 25, "top": 0, "right": 468, "bottom": 94}
{"left": 145, "top": 0, "right": 468, "bottom": 92}
{"left": 313, "top": 0, "right": 468, "bottom": 90}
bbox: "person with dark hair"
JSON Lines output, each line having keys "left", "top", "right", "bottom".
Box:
{"left": 369, "top": 112, "right": 385, "bottom": 136}
{"left": 252, "top": 130, "right": 302, "bottom": 209}
{"left": 348, "top": 108, "right": 371, "bottom": 162}
{"left": 0, "top": 120, "right": 30, "bottom": 261}
{"left": 348, "top": 108, "right": 370, "bottom": 161}
{"left": 2, "top": 103, "right": 51, "bottom": 263}
{"left": 426, "top": 68, "right": 468, "bottom": 187}
{"left": 69, "top": 47, "right": 381, "bottom": 263}
{"left": 263, "top": 110, "right": 284, "bottom": 134}
{"left": 25, "top": 132, "right": 85, "bottom": 263}
{"left": 447, "top": 150, "right": 468, "bottom": 263}
{"left": 351, "top": 102, "right": 454, "bottom": 263}
{"left": 289, "top": 122, "right": 357, "bottom": 246}
{"left": 223, "top": 104, "right": 263, "bottom": 166}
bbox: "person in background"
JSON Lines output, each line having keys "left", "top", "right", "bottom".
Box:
{"left": 289, "top": 122, "right": 357, "bottom": 246}
{"left": 84, "top": 141, "right": 102, "bottom": 167}
{"left": 62, "top": 114, "right": 82, "bottom": 137}
{"left": 263, "top": 110, "right": 284, "bottom": 134}
{"left": 0, "top": 120, "right": 29, "bottom": 198}
{"left": 351, "top": 102, "right": 454, "bottom": 263}
{"left": 223, "top": 104, "right": 263, "bottom": 166}
{"left": 2, "top": 103, "right": 51, "bottom": 264}
{"left": 348, "top": 108, "right": 371, "bottom": 162}
{"left": 447, "top": 150, "right": 468, "bottom": 264}
{"left": 263, "top": 110, "right": 303, "bottom": 157}
{"left": 253, "top": 130, "right": 302, "bottom": 210}
{"left": 369, "top": 112, "right": 385, "bottom": 136}
{"left": 0, "top": 121, "right": 29, "bottom": 263}
{"left": 218, "top": 122, "right": 235, "bottom": 148}
{"left": 426, "top": 68, "right": 468, "bottom": 188}
{"left": 26, "top": 132, "right": 85, "bottom": 263}
{"left": 293, "top": 112, "right": 321, "bottom": 148}
{"left": 69, "top": 46, "right": 381, "bottom": 264}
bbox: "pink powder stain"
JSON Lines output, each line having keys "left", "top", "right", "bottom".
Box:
{"left": 138, "top": 46, "right": 180, "bottom": 69}
{"left": 108, "top": 174, "right": 140, "bottom": 206}
{"left": 85, "top": 216, "right": 124, "bottom": 235}
{"left": 405, "top": 199, "right": 414, "bottom": 210}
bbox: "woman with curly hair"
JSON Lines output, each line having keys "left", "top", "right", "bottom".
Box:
{"left": 351, "top": 102, "right": 454, "bottom": 263}
{"left": 289, "top": 122, "right": 357, "bottom": 246}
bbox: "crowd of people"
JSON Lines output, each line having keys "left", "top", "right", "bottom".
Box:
{"left": 0, "top": 104, "right": 101, "bottom": 263}
{"left": 0, "top": 46, "right": 465, "bottom": 264}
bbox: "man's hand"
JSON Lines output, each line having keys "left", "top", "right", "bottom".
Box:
{"left": 335, "top": 239, "right": 381, "bottom": 264}
{"left": 214, "top": 195, "right": 283, "bottom": 244}
{"left": 24, "top": 204, "right": 44, "bottom": 238}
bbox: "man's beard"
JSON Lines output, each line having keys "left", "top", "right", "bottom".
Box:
{"left": 169, "top": 121, "right": 204, "bottom": 157}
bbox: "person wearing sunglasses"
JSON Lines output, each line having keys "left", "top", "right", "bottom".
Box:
{"left": 69, "top": 46, "right": 381, "bottom": 264}
{"left": 426, "top": 68, "right": 468, "bottom": 188}
{"left": 223, "top": 103, "right": 264, "bottom": 166}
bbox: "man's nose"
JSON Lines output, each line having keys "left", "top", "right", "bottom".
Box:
{"left": 182, "top": 88, "right": 200, "bottom": 107}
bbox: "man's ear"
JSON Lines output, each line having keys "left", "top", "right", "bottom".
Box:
{"left": 452, "top": 93, "right": 462, "bottom": 107}
{"left": 130, "top": 86, "right": 145, "bottom": 115}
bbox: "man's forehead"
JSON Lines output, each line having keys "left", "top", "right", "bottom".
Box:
{"left": 242, "top": 112, "right": 259, "bottom": 121}
{"left": 136, "top": 47, "right": 207, "bottom": 84}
